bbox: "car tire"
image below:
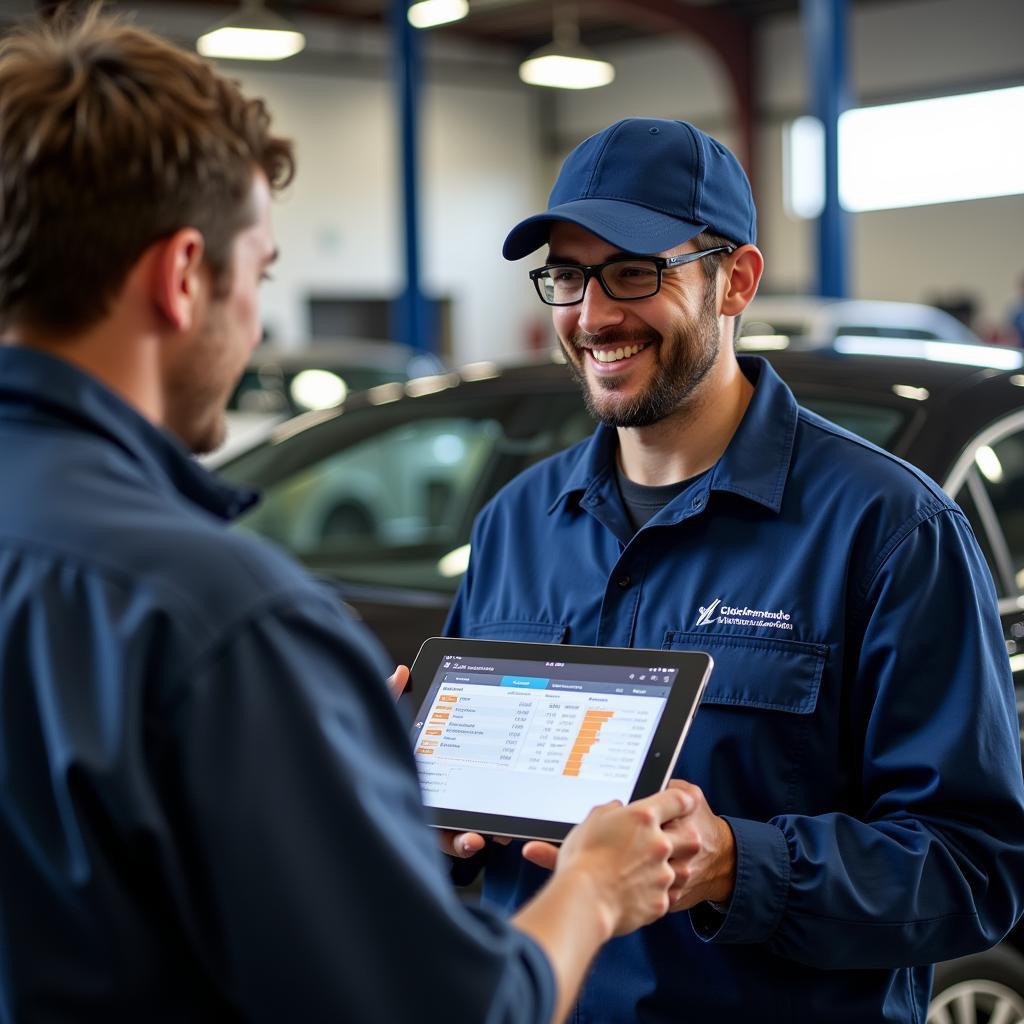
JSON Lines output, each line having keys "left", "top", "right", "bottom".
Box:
{"left": 928, "top": 943, "right": 1024, "bottom": 1023}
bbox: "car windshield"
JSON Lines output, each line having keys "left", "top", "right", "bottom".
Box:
{"left": 219, "top": 381, "right": 910, "bottom": 594}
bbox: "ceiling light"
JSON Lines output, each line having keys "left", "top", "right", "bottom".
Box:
{"left": 519, "top": 3, "right": 614, "bottom": 90}
{"left": 408, "top": 0, "right": 469, "bottom": 29}
{"left": 197, "top": 0, "right": 305, "bottom": 61}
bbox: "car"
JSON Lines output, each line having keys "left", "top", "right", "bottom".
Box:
{"left": 737, "top": 295, "right": 986, "bottom": 353}
{"left": 216, "top": 344, "right": 1024, "bottom": 1021}
{"left": 212, "top": 338, "right": 446, "bottom": 463}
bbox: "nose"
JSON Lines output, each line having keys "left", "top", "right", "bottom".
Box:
{"left": 576, "top": 274, "right": 625, "bottom": 335}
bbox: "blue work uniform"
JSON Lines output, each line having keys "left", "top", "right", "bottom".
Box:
{"left": 0, "top": 347, "right": 553, "bottom": 1023}
{"left": 446, "top": 355, "right": 1024, "bottom": 1023}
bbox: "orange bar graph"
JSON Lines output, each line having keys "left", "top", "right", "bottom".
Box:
{"left": 562, "top": 710, "right": 614, "bottom": 775}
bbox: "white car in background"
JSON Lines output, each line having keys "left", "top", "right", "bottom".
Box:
{"left": 738, "top": 296, "right": 986, "bottom": 355}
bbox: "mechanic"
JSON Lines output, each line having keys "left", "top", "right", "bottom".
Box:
{"left": 0, "top": 20, "right": 689, "bottom": 1022}
{"left": 444, "top": 116, "right": 1024, "bottom": 1022}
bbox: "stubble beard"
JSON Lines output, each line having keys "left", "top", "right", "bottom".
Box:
{"left": 563, "top": 279, "right": 721, "bottom": 429}
{"left": 162, "top": 303, "right": 237, "bottom": 455}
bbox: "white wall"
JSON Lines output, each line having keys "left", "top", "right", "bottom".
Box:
{"left": 231, "top": 60, "right": 544, "bottom": 362}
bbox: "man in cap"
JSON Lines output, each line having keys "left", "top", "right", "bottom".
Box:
{"left": 0, "top": 20, "right": 691, "bottom": 1022}
{"left": 444, "top": 117, "right": 1024, "bottom": 1022}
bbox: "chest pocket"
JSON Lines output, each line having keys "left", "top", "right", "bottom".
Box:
{"left": 463, "top": 620, "right": 568, "bottom": 644}
{"left": 663, "top": 630, "right": 828, "bottom": 818}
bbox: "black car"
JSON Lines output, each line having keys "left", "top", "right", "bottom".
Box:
{"left": 218, "top": 346, "right": 1024, "bottom": 1022}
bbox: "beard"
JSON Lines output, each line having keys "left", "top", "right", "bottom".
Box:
{"left": 563, "top": 277, "right": 721, "bottom": 429}
{"left": 162, "top": 302, "right": 242, "bottom": 455}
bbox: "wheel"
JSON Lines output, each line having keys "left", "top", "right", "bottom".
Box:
{"left": 928, "top": 944, "right": 1024, "bottom": 1024}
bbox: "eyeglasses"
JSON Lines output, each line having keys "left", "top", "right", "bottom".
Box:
{"left": 528, "top": 246, "right": 735, "bottom": 307}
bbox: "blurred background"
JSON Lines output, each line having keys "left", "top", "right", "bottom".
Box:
{"left": 8, "top": 0, "right": 1020, "bottom": 364}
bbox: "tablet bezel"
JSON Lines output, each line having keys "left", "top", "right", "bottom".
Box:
{"left": 406, "top": 637, "right": 713, "bottom": 843}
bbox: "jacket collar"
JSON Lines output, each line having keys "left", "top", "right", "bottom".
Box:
{"left": 548, "top": 356, "right": 798, "bottom": 516}
{"left": 0, "top": 346, "right": 257, "bottom": 521}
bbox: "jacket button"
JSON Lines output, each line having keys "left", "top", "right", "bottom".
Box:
{"left": 617, "top": 575, "right": 631, "bottom": 588}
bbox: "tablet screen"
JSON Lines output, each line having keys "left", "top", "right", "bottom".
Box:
{"left": 411, "top": 649, "right": 682, "bottom": 826}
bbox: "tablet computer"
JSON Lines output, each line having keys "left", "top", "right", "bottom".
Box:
{"left": 407, "top": 637, "right": 713, "bottom": 842}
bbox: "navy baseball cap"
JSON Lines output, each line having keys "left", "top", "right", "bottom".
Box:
{"left": 502, "top": 117, "right": 756, "bottom": 260}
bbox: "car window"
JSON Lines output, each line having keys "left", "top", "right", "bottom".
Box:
{"left": 237, "top": 416, "right": 500, "bottom": 584}
{"left": 791, "top": 396, "right": 907, "bottom": 449}
{"left": 225, "top": 390, "right": 594, "bottom": 593}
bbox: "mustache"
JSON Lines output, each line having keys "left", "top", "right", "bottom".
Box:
{"left": 572, "top": 328, "right": 661, "bottom": 350}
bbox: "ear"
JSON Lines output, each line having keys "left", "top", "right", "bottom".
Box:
{"left": 150, "top": 228, "right": 206, "bottom": 332}
{"left": 720, "top": 244, "right": 764, "bottom": 316}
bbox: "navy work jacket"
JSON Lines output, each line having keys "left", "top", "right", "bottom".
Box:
{"left": 0, "top": 348, "right": 553, "bottom": 1023}
{"left": 447, "top": 356, "right": 1024, "bottom": 1023}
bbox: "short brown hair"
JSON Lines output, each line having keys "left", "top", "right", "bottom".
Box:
{"left": 0, "top": 7, "right": 295, "bottom": 334}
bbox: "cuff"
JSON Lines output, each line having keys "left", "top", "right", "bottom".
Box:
{"left": 689, "top": 816, "right": 790, "bottom": 944}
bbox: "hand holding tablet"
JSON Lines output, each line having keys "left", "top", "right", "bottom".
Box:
{"left": 408, "top": 638, "right": 713, "bottom": 842}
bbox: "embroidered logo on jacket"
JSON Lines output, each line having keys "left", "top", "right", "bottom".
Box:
{"left": 696, "top": 598, "right": 793, "bottom": 631}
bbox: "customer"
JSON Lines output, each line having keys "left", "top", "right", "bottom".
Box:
{"left": 0, "top": 18, "right": 686, "bottom": 1023}
{"left": 444, "top": 117, "right": 1024, "bottom": 1022}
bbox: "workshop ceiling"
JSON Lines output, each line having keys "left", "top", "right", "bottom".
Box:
{"left": 127, "top": 0, "right": 900, "bottom": 55}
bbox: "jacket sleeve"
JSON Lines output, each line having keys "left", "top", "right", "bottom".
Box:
{"left": 692, "top": 508, "right": 1024, "bottom": 969}
{"left": 151, "top": 587, "right": 554, "bottom": 1022}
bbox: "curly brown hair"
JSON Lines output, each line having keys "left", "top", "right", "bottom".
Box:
{"left": 0, "top": 6, "right": 295, "bottom": 334}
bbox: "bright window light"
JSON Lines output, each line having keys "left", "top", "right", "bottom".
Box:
{"left": 785, "top": 87, "right": 1024, "bottom": 216}
{"left": 839, "top": 86, "right": 1024, "bottom": 212}
{"left": 783, "top": 116, "right": 825, "bottom": 219}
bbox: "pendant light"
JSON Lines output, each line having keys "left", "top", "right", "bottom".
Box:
{"left": 519, "top": 3, "right": 614, "bottom": 90}
{"left": 197, "top": 0, "right": 306, "bottom": 62}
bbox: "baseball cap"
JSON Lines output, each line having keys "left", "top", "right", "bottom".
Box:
{"left": 502, "top": 117, "right": 756, "bottom": 261}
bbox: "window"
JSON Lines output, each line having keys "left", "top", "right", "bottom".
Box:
{"left": 785, "top": 86, "right": 1024, "bottom": 215}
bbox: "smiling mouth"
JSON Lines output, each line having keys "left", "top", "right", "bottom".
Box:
{"left": 585, "top": 341, "right": 651, "bottom": 365}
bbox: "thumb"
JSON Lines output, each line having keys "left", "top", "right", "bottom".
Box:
{"left": 521, "top": 841, "right": 559, "bottom": 871}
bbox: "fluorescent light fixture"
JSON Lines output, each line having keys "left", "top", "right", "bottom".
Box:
{"left": 197, "top": 1, "right": 305, "bottom": 61}
{"left": 520, "top": 52, "right": 614, "bottom": 89}
{"left": 833, "top": 335, "right": 1024, "bottom": 370}
{"left": 839, "top": 86, "right": 1024, "bottom": 212}
{"left": 408, "top": 0, "right": 468, "bottom": 29}
{"left": 519, "top": 4, "right": 614, "bottom": 90}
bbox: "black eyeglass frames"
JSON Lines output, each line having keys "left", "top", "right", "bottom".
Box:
{"left": 529, "top": 246, "right": 735, "bottom": 307}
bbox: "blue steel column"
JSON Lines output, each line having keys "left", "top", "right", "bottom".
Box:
{"left": 801, "top": 0, "right": 850, "bottom": 298}
{"left": 392, "top": 0, "right": 433, "bottom": 352}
